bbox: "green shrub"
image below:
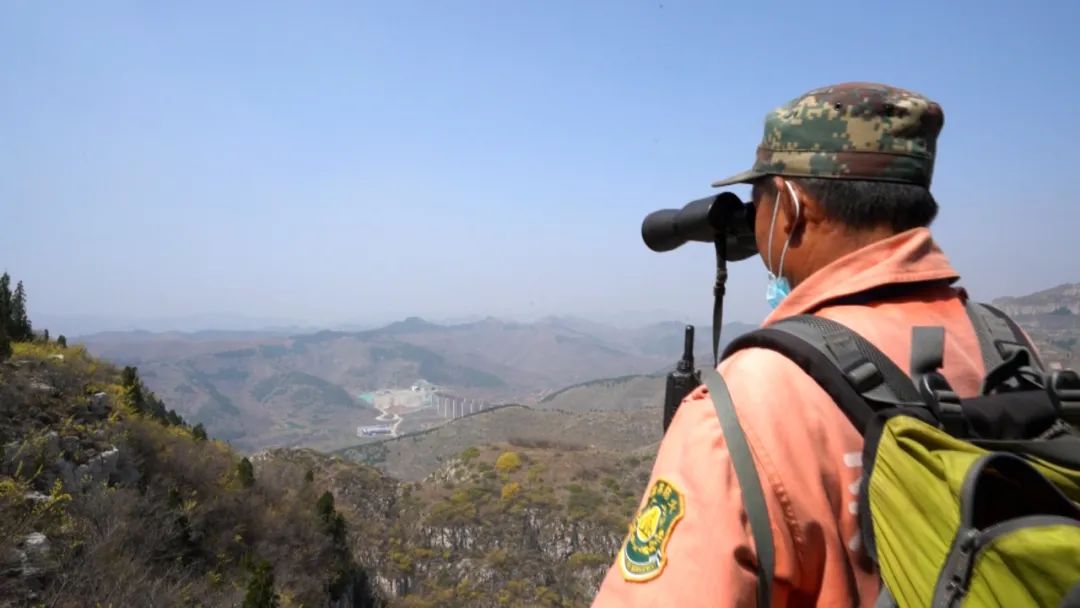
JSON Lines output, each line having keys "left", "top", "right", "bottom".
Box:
{"left": 237, "top": 457, "right": 255, "bottom": 488}
{"left": 566, "top": 486, "right": 604, "bottom": 520}
{"left": 567, "top": 552, "right": 610, "bottom": 569}
{"left": 243, "top": 560, "right": 280, "bottom": 608}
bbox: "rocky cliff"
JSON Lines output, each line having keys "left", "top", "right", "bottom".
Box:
{"left": 272, "top": 440, "right": 649, "bottom": 607}
{"left": 993, "top": 283, "right": 1080, "bottom": 317}
{"left": 991, "top": 282, "right": 1080, "bottom": 368}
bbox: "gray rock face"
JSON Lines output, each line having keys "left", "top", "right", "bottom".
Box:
{"left": 994, "top": 283, "right": 1080, "bottom": 316}
{"left": 87, "top": 447, "right": 120, "bottom": 482}
{"left": 56, "top": 458, "right": 78, "bottom": 489}
{"left": 89, "top": 392, "right": 110, "bottom": 416}
{"left": 426, "top": 526, "right": 478, "bottom": 552}
{"left": 0, "top": 548, "right": 23, "bottom": 577}
{"left": 67, "top": 446, "right": 121, "bottom": 488}
{"left": 23, "top": 492, "right": 50, "bottom": 504}
{"left": 59, "top": 435, "right": 79, "bottom": 456}
{"left": 374, "top": 574, "right": 409, "bottom": 599}
{"left": 54, "top": 445, "right": 129, "bottom": 490}
{"left": 23, "top": 533, "right": 49, "bottom": 558}
{"left": 43, "top": 432, "right": 60, "bottom": 456}
{"left": 18, "top": 532, "right": 50, "bottom": 576}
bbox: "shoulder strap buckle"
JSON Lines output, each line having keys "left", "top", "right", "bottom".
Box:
{"left": 993, "top": 339, "right": 1027, "bottom": 360}
{"left": 980, "top": 346, "right": 1043, "bottom": 395}
{"left": 824, "top": 332, "right": 884, "bottom": 393}
{"left": 965, "top": 300, "right": 1046, "bottom": 372}
{"left": 1047, "top": 370, "right": 1080, "bottom": 426}
{"left": 919, "top": 372, "right": 967, "bottom": 436}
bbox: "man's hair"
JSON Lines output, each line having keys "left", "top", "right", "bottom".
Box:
{"left": 759, "top": 177, "right": 939, "bottom": 233}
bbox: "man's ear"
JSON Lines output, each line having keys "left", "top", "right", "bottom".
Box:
{"left": 789, "top": 180, "right": 829, "bottom": 225}
{"left": 775, "top": 178, "right": 806, "bottom": 237}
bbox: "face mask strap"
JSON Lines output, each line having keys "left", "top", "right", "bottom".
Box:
{"left": 776, "top": 181, "right": 801, "bottom": 278}
{"left": 766, "top": 187, "right": 782, "bottom": 277}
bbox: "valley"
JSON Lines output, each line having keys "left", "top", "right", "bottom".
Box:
{"left": 76, "top": 317, "right": 751, "bottom": 453}
{"left": 71, "top": 283, "right": 1080, "bottom": 461}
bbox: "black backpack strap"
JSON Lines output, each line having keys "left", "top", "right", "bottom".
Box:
{"left": 722, "top": 315, "right": 920, "bottom": 433}
{"left": 965, "top": 301, "right": 1046, "bottom": 372}
{"left": 701, "top": 367, "right": 773, "bottom": 607}
{"left": 911, "top": 326, "right": 946, "bottom": 384}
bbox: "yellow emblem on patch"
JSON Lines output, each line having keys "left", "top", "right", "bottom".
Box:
{"left": 619, "top": 478, "right": 685, "bottom": 583}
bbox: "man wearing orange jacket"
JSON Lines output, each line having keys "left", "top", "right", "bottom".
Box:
{"left": 591, "top": 82, "right": 988, "bottom": 606}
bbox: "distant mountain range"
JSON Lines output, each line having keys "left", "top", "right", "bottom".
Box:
{"left": 991, "top": 283, "right": 1080, "bottom": 368}
{"left": 74, "top": 281, "right": 1080, "bottom": 455}
{"left": 77, "top": 316, "right": 755, "bottom": 453}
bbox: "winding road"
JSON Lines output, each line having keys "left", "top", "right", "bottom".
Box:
{"left": 374, "top": 404, "right": 403, "bottom": 436}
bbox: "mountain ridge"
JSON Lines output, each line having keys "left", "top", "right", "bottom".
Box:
{"left": 77, "top": 316, "right": 747, "bottom": 453}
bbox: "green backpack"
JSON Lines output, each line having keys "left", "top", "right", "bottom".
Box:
{"left": 704, "top": 301, "right": 1080, "bottom": 607}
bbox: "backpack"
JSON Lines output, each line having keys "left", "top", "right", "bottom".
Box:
{"left": 702, "top": 300, "right": 1080, "bottom": 607}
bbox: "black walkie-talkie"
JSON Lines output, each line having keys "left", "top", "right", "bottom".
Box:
{"left": 663, "top": 325, "right": 702, "bottom": 432}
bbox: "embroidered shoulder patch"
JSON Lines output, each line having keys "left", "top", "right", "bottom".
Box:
{"left": 618, "top": 478, "right": 685, "bottom": 582}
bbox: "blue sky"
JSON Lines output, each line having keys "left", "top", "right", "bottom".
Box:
{"left": 3, "top": 1, "right": 1078, "bottom": 335}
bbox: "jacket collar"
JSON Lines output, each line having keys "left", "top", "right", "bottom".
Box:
{"left": 763, "top": 227, "right": 960, "bottom": 325}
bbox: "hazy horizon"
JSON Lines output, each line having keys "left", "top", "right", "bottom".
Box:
{"left": 34, "top": 306, "right": 740, "bottom": 338}
{"left": 5, "top": 1, "right": 1079, "bottom": 338}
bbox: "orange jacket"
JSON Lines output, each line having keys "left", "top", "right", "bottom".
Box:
{"left": 592, "top": 228, "right": 987, "bottom": 607}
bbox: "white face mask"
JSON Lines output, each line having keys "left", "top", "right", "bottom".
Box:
{"left": 765, "top": 181, "right": 801, "bottom": 309}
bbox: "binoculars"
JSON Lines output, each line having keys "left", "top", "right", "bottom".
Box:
{"left": 641, "top": 191, "right": 758, "bottom": 261}
{"left": 641, "top": 190, "right": 760, "bottom": 432}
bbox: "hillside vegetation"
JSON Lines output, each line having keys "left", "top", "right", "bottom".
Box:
{"left": 0, "top": 339, "right": 381, "bottom": 607}
{"left": 338, "top": 405, "right": 661, "bottom": 481}
{"left": 1, "top": 275, "right": 655, "bottom": 607}
{"left": 0, "top": 342, "right": 647, "bottom": 607}
{"left": 274, "top": 442, "right": 650, "bottom": 607}
{"left": 0, "top": 273, "right": 381, "bottom": 607}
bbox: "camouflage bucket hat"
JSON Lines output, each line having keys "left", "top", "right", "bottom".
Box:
{"left": 712, "top": 82, "right": 945, "bottom": 188}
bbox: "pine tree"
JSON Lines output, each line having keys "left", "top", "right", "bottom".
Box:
{"left": 242, "top": 560, "right": 279, "bottom": 608}
{"left": 42, "top": 329, "right": 49, "bottom": 342}
{"left": 314, "top": 490, "right": 353, "bottom": 599}
{"left": 192, "top": 423, "right": 208, "bottom": 441}
{"left": 0, "top": 326, "right": 9, "bottom": 361}
{"left": 57, "top": 335, "right": 67, "bottom": 348}
{"left": 121, "top": 366, "right": 139, "bottom": 387}
{"left": 10, "top": 281, "right": 31, "bottom": 341}
{"left": 0, "top": 273, "right": 10, "bottom": 338}
{"left": 238, "top": 457, "right": 255, "bottom": 488}
{"left": 121, "top": 366, "right": 145, "bottom": 413}
{"left": 316, "top": 491, "right": 335, "bottom": 525}
{"left": 165, "top": 409, "right": 183, "bottom": 426}
{"left": 316, "top": 491, "right": 346, "bottom": 544}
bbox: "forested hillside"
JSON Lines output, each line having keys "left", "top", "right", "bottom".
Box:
{"left": 0, "top": 275, "right": 645, "bottom": 607}
{"left": 0, "top": 274, "right": 381, "bottom": 607}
